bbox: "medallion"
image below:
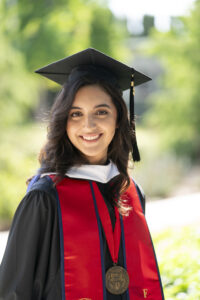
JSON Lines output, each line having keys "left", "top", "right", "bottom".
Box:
{"left": 106, "top": 265, "right": 129, "bottom": 295}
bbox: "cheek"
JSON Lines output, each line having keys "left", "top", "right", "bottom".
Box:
{"left": 66, "top": 120, "right": 76, "bottom": 140}
{"left": 108, "top": 114, "right": 118, "bottom": 131}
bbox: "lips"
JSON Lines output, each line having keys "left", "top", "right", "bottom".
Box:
{"left": 80, "top": 134, "right": 102, "bottom": 141}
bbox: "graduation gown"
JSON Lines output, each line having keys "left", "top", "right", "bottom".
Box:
{"left": 0, "top": 163, "right": 163, "bottom": 300}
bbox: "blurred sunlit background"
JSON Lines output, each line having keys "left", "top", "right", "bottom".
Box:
{"left": 0, "top": 0, "right": 200, "bottom": 298}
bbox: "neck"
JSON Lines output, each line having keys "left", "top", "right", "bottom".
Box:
{"left": 84, "top": 156, "right": 108, "bottom": 165}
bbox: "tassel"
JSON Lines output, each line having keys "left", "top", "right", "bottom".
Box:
{"left": 130, "top": 69, "right": 140, "bottom": 162}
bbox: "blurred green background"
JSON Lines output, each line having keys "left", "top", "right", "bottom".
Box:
{"left": 0, "top": 0, "right": 200, "bottom": 298}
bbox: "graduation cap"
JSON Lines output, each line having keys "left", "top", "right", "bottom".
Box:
{"left": 35, "top": 48, "right": 151, "bottom": 162}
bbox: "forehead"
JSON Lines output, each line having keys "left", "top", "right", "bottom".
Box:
{"left": 72, "top": 84, "right": 114, "bottom": 107}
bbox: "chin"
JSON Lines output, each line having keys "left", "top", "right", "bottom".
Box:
{"left": 81, "top": 151, "right": 107, "bottom": 164}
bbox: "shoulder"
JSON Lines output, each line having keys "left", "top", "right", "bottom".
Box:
{"left": 28, "top": 175, "right": 56, "bottom": 196}
{"left": 5, "top": 177, "right": 59, "bottom": 248}
{"left": 18, "top": 176, "right": 58, "bottom": 214}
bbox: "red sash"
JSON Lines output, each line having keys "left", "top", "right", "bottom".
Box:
{"left": 53, "top": 177, "right": 164, "bottom": 300}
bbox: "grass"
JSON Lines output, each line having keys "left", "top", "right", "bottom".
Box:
{"left": 153, "top": 226, "right": 200, "bottom": 299}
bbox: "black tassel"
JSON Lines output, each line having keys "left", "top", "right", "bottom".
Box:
{"left": 130, "top": 69, "right": 140, "bottom": 162}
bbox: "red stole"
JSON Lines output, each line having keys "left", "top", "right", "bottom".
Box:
{"left": 53, "top": 177, "right": 164, "bottom": 300}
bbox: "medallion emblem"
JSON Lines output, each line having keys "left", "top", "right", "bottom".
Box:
{"left": 106, "top": 265, "right": 129, "bottom": 295}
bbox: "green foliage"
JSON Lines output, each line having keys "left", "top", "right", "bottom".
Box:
{"left": 90, "top": 4, "right": 129, "bottom": 60}
{"left": 0, "top": 40, "right": 39, "bottom": 126}
{"left": 145, "top": 0, "right": 200, "bottom": 161}
{"left": 16, "top": 0, "right": 92, "bottom": 70}
{"left": 2, "top": 0, "right": 129, "bottom": 72}
{"left": 0, "top": 1, "right": 39, "bottom": 126}
{"left": 0, "top": 125, "right": 46, "bottom": 225}
{"left": 154, "top": 226, "right": 200, "bottom": 299}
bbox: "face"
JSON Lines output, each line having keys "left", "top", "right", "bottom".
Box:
{"left": 66, "top": 84, "right": 118, "bottom": 164}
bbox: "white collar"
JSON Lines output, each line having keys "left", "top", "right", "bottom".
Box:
{"left": 40, "top": 160, "right": 120, "bottom": 183}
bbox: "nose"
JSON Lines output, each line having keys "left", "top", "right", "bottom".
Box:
{"left": 83, "top": 114, "right": 96, "bottom": 129}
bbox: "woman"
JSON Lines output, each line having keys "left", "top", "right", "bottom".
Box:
{"left": 0, "top": 48, "right": 164, "bottom": 299}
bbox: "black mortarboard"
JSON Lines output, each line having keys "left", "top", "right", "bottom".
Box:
{"left": 35, "top": 48, "right": 151, "bottom": 161}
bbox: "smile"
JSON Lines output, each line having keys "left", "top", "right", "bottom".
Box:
{"left": 81, "top": 134, "right": 102, "bottom": 141}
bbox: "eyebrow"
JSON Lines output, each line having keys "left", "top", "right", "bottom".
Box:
{"left": 70, "top": 104, "right": 111, "bottom": 109}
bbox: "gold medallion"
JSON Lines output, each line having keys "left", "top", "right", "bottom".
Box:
{"left": 106, "top": 266, "right": 129, "bottom": 295}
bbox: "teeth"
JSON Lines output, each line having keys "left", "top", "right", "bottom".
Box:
{"left": 82, "top": 135, "right": 100, "bottom": 140}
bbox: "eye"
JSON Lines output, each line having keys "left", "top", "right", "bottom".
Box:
{"left": 96, "top": 110, "right": 108, "bottom": 116}
{"left": 70, "top": 111, "right": 82, "bottom": 118}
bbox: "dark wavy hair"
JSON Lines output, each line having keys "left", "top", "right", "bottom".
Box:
{"left": 38, "top": 65, "right": 134, "bottom": 212}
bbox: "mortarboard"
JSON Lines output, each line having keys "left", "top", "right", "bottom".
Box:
{"left": 35, "top": 48, "right": 151, "bottom": 162}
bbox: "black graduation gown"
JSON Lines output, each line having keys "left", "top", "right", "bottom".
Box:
{"left": 0, "top": 176, "right": 145, "bottom": 300}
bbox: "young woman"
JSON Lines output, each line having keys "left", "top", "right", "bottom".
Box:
{"left": 0, "top": 48, "right": 164, "bottom": 299}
